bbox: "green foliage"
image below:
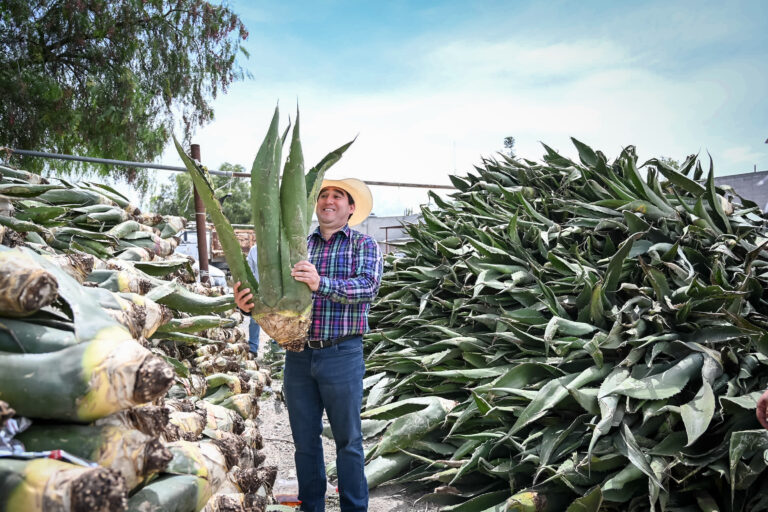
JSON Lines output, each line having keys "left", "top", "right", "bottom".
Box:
{"left": 365, "top": 141, "right": 768, "bottom": 510}
{"left": 503, "top": 136, "right": 516, "bottom": 157}
{"left": 0, "top": 0, "right": 249, "bottom": 193}
{"left": 150, "top": 163, "right": 251, "bottom": 224}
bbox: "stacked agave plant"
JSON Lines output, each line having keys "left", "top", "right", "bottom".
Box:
{"left": 174, "top": 105, "right": 353, "bottom": 351}
{"left": 0, "top": 163, "right": 277, "bottom": 512}
{"left": 361, "top": 140, "right": 768, "bottom": 511}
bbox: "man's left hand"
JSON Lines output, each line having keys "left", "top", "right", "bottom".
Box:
{"left": 292, "top": 260, "right": 320, "bottom": 291}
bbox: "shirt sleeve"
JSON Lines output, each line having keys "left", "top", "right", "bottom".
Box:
{"left": 315, "top": 236, "right": 383, "bottom": 304}
{"left": 247, "top": 247, "right": 259, "bottom": 282}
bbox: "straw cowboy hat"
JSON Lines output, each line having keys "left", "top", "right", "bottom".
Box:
{"left": 319, "top": 178, "right": 373, "bottom": 226}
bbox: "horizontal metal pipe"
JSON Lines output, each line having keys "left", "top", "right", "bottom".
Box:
{"left": 6, "top": 148, "right": 244, "bottom": 177}
{"left": 6, "top": 148, "right": 454, "bottom": 188}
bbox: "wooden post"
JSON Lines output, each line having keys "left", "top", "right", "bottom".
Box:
{"left": 191, "top": 144, "right": 210, "bottom": 285}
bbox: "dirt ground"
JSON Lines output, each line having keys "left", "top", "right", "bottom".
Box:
{"left": 253, "top": 331, "right": 442, "bottom": 512}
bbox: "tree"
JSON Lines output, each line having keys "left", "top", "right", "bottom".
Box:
{"left": 150, "top": 163, "right": 251, "bottom": 224}
{"left": 0, "top": 0, "right": 248, "bottom": 194}
{"left": 659, "top": 156, "right": 680, "bottom": 169}
{"left": 503, "top": 136, "right": 516, "bottom": 158}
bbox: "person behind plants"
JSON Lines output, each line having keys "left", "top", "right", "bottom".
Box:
{"left": 234, "top": 178, "right": 383, "bottom": 512}
{"left": 246, "top": 244, "right": 261, "bottom": 355}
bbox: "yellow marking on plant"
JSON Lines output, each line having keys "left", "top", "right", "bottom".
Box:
{"left": 76, "top": 326, "right": 139, "bottom": 421}
{"left": 7, "top": 459, "right": 71, "bottom": 512}
{"left": 117, "top": 271, "right": 132, "bottom": 292}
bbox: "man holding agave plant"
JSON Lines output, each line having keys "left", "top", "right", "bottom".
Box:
{"left": 175, "top": 106, "right": 382, "bottom": 511}
{"left": 237, "top": 178, "right": 382, "bottom": 512}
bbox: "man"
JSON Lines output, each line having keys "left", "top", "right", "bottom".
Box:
{"left": 246, "top": 244, "right": 261, "bottom": 355}
{"left": 234, "top": 178, "right": 383, "bottom": 512}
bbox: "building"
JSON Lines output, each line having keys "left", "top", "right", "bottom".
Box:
{"left": 714, "top": 170, "right": 768, "bottom": 212}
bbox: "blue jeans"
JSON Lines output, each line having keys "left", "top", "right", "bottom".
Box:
{"left": 248, "top": 317, "right": 261, "bottom": 354}
{"left": 284, "top": 336, "right": 367, "bottom": 512}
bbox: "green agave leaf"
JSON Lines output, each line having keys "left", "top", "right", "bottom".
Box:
{"left": 680, "top": 381, "right": 715, "bottom": 446}
{"left": 608, "top": 353, "right": 703, "bottom": 400}
{"left": 161, "top": 355, "right": 190, "bottom": 379}
{"left": 173, "top": 135, "right": 259, "bottom": 298}
{"left": 362, "top": 397, "right": 445, "bottom": 420}
{"left": 604, "top": 232, "right": 643, "bottom": 299}
{"left": 601, "top": 464, "right": 645, "bottom": 502}
{"left": 729, "top": 430, "right": 768, "bottom": 500}
{"left": 565, "top": 486, "right": 603, "bottom": 512}
{"left": 425, "top": 366, "right": 515, "bottom": 383}
{"left": 364, "top": 452, "right": 412, "bottom": 488}
{"left": 621, "top": 424, "right": 663, "bottom": 490}
{"left": 440, "top": 490, "right": 509, "bottom": 512}
{"left": 510, "top": 365, "right": 611, "bottom": 435}
{"left": 133, "top": 259, "right": 194, "bottom": 278}
{"left": 373, "top": 396, "right": 457, "bottom": 456}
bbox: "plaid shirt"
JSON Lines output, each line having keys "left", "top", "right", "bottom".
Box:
{"left": 308, "top": 224, "right": 383, "bottom": 341}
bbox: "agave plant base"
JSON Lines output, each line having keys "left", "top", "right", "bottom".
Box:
{"left": 254, "top": 309, "right": 310, "bottom": 352}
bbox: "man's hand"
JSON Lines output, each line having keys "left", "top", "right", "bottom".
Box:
{"left": 234, "top": 281, "right": 255, "bottom": 313}
{"left": 757, "top": 389, "right": 768, "bottom": 429}
{"left": 291, "top": 260, "right": 320, "bottom": 291}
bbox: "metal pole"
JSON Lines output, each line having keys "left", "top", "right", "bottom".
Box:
{"left": 4, "top": 148, "right": 250, "bottom": 177}
{"left": 4, "top": 148, "right": 452, "bottom": 187}
{"left": 190, "top": 144, "right": 210, "bottom": 285}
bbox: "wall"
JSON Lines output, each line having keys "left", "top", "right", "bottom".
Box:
{"left": 714, "top": 170, "right": 768, "bottom": 211}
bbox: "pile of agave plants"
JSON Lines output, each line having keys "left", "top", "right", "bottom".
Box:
{"left": 0, "top": 164, "right": 275, "bottom": 512}
{"left": 361, "top": 140, "right": 768, "bottom": 512}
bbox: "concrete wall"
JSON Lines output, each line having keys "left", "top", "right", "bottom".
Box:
{"left": 714, "top": 170, "right": 768, "bottom": 212}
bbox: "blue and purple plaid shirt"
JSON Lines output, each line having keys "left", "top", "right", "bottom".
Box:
{"left": 307, "top": 224, "right": 383, "bottom": 341}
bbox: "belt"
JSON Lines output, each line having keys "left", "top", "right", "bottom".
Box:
{"left": 305, "top": 334, "right": 360, "bottom": 350}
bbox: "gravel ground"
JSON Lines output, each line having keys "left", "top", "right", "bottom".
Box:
{"left": 253, "top": 330, "right": 442, "bottom": 512}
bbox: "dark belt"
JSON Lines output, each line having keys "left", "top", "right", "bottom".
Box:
{"left": 305, "top": 334, "right": 360, "bottom": 349}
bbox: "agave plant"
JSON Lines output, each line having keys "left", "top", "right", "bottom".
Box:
{"left": 175, "top": 106, "right": 353, "bottom": 351}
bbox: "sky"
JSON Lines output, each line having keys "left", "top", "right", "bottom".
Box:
{"left": 144, "top": 0, "right": 768, "bottom": 217}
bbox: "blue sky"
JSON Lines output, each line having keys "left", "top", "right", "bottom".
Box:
{"left": 149, "top": 0, "right": 768, "bottom": 217}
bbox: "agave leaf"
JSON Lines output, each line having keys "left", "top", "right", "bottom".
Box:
{"left": 364, "top": 452, "right": 411, "bottom": 488}
{"left": 173, "top": 136, "right": 259, "bottom": 299}
{"left": 373, "top": 396, "right": 457, "bottom": 456}
{"left": 510, "top": 365, "right": 611, "bottom": 435}
{"left": 602, "top": 464, "right": 645, "bottom": 502}
{"left": 621, "top": 424, "right": 663, "bottom": 490}
{"left": 705, "top": 162, "right": 732, "bottom": 234}
{"left": 565, "top": 486, "right": 603, "bottom": 512}
{"left": 604, "top": 232, "right": 643, "bottom": 299}
{"left": 680, "top": 381, "right": 715, "bottom": 446}
{"left": 608, "top": 353, "right": 703, "bottom": 400}
{"left": 440, "top": 490, "right": 508, "bottom": 512}
{"left": 362, "top": 397, "right": 444, "bottom": 421}
{"left": 729, "top": 430, "right": 768, "bottom": 500}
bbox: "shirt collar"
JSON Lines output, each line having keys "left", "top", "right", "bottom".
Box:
{"left": 310, "top": 224, "right": 351, "bottom": 240}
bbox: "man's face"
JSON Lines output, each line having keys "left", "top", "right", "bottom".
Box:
{"left": 316, "top": 187, "right": 355, "bottom": 229}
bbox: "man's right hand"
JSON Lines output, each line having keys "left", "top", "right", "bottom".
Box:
{"left": 234, "top": 281, "right": 255, "bottom": 313}
{"left": 757, "top": 389, "right": 768, "bottom": 429}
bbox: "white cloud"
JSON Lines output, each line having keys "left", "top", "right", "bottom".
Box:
{"left": 139, "top": 23, "right": 767, "bottom": 216}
